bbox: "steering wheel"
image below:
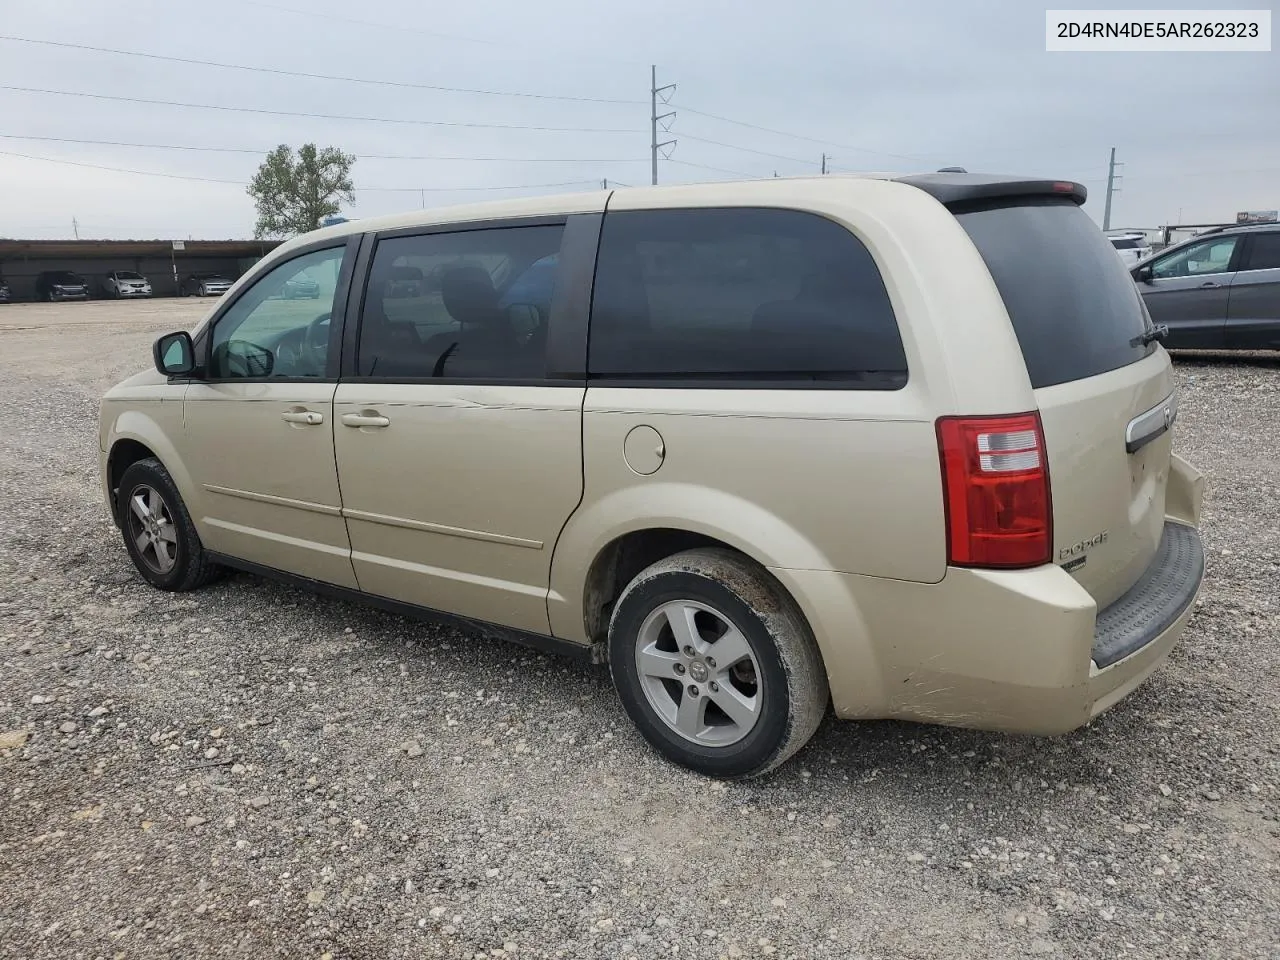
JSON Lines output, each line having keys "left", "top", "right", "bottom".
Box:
{"left": 300, "top": 312, "right": 331, "bottom": 372}
{"left": 218, "top": 339, "right": 274, "bottom": 378}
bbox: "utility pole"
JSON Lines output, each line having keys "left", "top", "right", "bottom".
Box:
{"left": 1102, "top": 147, "right": 1124, "bottom": 232}
{"left": 72, "top": 217, "right": 79, "bottom": 240}
{"left": 821, "top": 153, "right": 828, "bottom": 175}
{"left": 650, "top": 65, "right": 676, "bottom": 185}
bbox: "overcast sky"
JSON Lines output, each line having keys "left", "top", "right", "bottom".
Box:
{"left": 0, "top": 0, "right": 1275, "bottom": 239}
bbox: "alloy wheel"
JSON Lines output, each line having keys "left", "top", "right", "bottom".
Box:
{"left": 126, "top": 484, "right": 178, "bottom": 574}
{"left": 633, "top": 599, "right": 763, "bottom": 747}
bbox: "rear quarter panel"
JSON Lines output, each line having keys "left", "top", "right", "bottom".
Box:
{"left": 549, "top": 178, "right": 1042, "bottom": 644}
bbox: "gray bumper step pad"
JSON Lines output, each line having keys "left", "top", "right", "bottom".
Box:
{"left": 1093, "top": 522, "right": 1205, "bottom": 669}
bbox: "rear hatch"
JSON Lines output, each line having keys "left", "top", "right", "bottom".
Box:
{"left": 951, "top": 192, "right": 1172, "bottom": 609}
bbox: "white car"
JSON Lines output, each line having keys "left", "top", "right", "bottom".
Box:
{"left": 103, "top": 271, "right": 153, "bottom": 298}
{"left": 1108, "top": 233, "right": 1153, "bottom": 267}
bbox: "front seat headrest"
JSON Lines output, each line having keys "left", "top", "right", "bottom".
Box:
{"left": 441, "top": 264, "right": 501, "bottom": 326}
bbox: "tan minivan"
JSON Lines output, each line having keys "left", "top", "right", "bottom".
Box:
{"left": 100, "top": 174, "right": 1205, "bottom": 778}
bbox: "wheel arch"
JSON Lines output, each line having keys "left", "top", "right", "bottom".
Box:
{"left": 550, "top": 486, "right": 831, "bottom": 641}
{"left": 548, "top": 485, "right": 888, "bottom": 715}
{"left": 106, "top": 412, "right": 200, "bottom": 527}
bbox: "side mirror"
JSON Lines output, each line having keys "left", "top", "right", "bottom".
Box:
{"left": 1135, "top": 265, "right": 1154, "bottom": 283}
{"left": 153, "top": 331, "right": 196, "bottom": 377}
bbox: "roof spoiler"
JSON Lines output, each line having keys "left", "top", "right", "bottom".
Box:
{"left": 894, "top": 173, "right": 1087, "bottom": 207}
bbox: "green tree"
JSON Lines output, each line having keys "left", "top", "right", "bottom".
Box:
{"left": 247, "top": 143, "right": 355, "bottom": 239}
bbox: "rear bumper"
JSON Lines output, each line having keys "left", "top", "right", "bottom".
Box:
{"left": 1092, "top": 521, "right": 1203, "bottom": 668}
{"left": 772, "top": 457, "right": 1206, "bottom": 734}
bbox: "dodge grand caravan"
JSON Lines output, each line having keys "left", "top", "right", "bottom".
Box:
{"left": 100, "top": 174, "right": 1205, "bottom": 778}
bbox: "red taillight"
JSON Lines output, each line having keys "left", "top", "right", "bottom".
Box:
{"left": 936, "top": 413, "right": 1052, "bottom": 569}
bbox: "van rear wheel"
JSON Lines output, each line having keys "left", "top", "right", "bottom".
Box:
{"left": 608, "top": 548, "right": 828, "bottom": 779}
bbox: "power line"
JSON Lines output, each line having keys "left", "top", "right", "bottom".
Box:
{"left": 363, "top": 180, "right": 598, "bottom": 193}
{"left": 227, "top": 0, "right": 651, "bottom": 67}
{"left": 0, "top": 149, "right": 601, "bottom": 193}
{"left": 0, "top": 86, "right": 641, "bottom": 134}
{"left": 0, "top": 133, "right": 647, "bottom": 164}
{"left": 0, "top": 150, "right": 244, "bottom": 184}
{"left": 0, "top": 35, "right": 644, "bottom": 106}
{"left": 231, "top": 0, "right": 527, "bottom": 50}
{"left": 678, "top": 134, "right": 816, "bottom": 167}
{"left": 667, "top": 158, "right": 757, "bottom": 178}
{"left": 674, "top": 103, "right": 932, "bottom": 163}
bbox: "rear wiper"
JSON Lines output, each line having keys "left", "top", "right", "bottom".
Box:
{"left": 1134, "top": 324, "right": 1168, "bottom": 347}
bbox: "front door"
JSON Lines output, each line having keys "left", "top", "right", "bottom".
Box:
{"left": 1226, "top": 231, "right": 1280, "bottom": 350}
{"left": 1138, "top": 233, "right": 1241, "bottom": 349}
{"left": 183, "top": 241, "right": 359, "bottom": 587}
{"left": 332, "top": 220, "right": 587, "bottom": 634}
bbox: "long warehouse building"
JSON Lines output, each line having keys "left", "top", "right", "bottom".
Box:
{"left": 0, "top": 238, "right": 283, "bottom": 301}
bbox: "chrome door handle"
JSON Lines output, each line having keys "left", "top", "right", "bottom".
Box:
{"left": 281, "top": 411, "right": 324, "bottom": 425}
{"left": 1198, "top": 281, "right": 1220, "bottom": 288}
{"left": 341, "top": 412, "right": 390, "bottom": 428}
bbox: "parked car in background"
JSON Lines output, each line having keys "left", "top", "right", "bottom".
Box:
{"left": 102, "top": 173, "right": 1204, "bottom": 779}
{"left": 0, "top": 276, "right": 11, "bottom": 303}
{"left": 103, "top": 270, "right": 153, "bottom": 299}
{"left": 1132, "top": 222, "right": 1280, "bottom": 351}
{"left": 36, "top": 270, "right": 91, "bottom": 302}
{"left": 1108, "top": 232, "right": 1152, "bottom": 267}
{"left": 183, "top": 273, "right": 234, "bottom": 297}
{"left": 386, "top": 265, "right": 424, "bottom": 299}
{"left": 282, "top": 273, "right": 321, "bottom": 299}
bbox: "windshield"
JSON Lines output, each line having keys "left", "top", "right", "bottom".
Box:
{"left": 117, "top": 271, "right": 144, "bottom": 280}
{"left": 955, "top": 198, "right": 1155, "bottom": 389}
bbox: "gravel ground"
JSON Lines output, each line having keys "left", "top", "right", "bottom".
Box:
{"left": 1, "top": 301, "right": 1277, "bottom": 960}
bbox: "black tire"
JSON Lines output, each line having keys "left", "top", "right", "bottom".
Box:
{"left": 608, "top": 548, "right": 828, "bottom": 779}
{"left": 117, "top": 457, "right": 223, "bottom": 591}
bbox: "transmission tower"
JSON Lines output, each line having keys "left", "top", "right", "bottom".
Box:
{"left": 1102, "top": 147, "right": 1124, "bottom": 231}
{"left": 650, "top": 65, "right": 676, "bottom": 185}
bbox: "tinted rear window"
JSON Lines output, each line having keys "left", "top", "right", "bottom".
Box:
{"left": 1243, "top": 232, "right": 1280, "bottom": 271}
{"left": 955, "top": 199, "right": 1155, "bottom": 389}
{"left": 1109, "top": 237, "right": 1141, "bottom": 249}
{"left": 588, "top": 208, "right": 907, "bottom": 387}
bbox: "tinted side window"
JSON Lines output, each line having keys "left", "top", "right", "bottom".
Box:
{"left": 588, "top": 208, "right": 906, "bottom": 387}
{"left": 1243, "top": 233, "right": 1280, "bottom": 271}
{"left": 357, "top": 225, "right": 564, "bottom": 379}
{"left": 1151, "top": 235, "right": 1239, "bottom": 279}
{"left": 210, "top": 246, "right": 346, "bottom": 379}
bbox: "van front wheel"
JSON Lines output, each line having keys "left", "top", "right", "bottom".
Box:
{"left": 117, "top": 458, "right": 223, "bottom": 591}
{"left": 608, "top": 548, "right": 828, "bottom": 779}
